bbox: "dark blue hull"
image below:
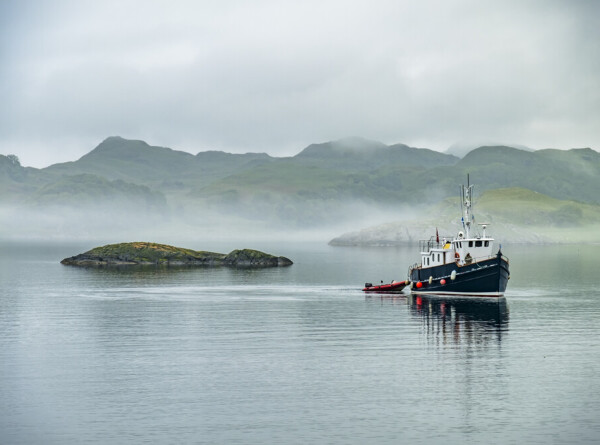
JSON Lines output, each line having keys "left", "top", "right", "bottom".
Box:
{"left": 409, "top": 251, "right": 509, "bottom": 297}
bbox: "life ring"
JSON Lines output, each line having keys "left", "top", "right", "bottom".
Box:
{"left": 455, "top": 252, "right": 460, "bottom": 260}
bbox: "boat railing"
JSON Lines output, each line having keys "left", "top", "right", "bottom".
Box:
{"left": 458, "top": 252, "right": 500, "bottom": 266}
{"left": 418, "top": 237, "right": 452, "bottom": 253}
{"left": 415, "top": 252, "right": 500, "bottom": 269}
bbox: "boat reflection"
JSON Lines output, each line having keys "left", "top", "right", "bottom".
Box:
{"left": 408, "top": 294, "right": 509, "bottom": 346}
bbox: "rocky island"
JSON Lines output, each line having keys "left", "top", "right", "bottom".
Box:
{"left": 61, "top": 242, "right": 293, "bottom": 267}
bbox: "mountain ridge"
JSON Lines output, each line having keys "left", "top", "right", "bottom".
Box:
{"left": 2, "top": 136, "right": 599, "bottom": 239}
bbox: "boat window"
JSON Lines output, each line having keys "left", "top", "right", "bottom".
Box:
{"left": 475, "top": 240, "right": 482, "bottom": 247}
{"left": 485, "top": 241, "right": 489, "bottom": 247}
{"left": 469, "top": 241, "right": 473, "bottom": 247}
{"left": 437, "top": 254, "right": 440, "bottom": 262}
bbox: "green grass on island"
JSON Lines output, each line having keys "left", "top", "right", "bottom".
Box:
{"left": 85, "top": 242, "right": 226, "bottom": 263}
{"left": 61, "top": 242, "right": 293, "bottom": 267}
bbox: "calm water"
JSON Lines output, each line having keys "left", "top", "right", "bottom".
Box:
{"left": 1, "top": 241, "right": 599, "bottom": 444}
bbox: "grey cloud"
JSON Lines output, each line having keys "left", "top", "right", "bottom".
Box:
{"left": 1, "top": 0, "right": 599, "bottom": 167}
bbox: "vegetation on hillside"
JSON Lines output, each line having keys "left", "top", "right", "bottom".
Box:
{"left": 331, "top": 187, "right": 600, "bottom": 246}
{"left": 2, "top": 136, "right": 599, "bottom": 238}
{"left": 29, "top": 173, "right": 167, "bottom": 210}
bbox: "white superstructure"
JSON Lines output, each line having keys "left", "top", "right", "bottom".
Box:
{"left": 418, "top": 176, "right": 496, "bottom": 269}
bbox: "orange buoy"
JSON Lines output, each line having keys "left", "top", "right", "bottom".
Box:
{"left": 440, "top": 279, "right": 446, "bottom": 285}
{"left": 416, "top": 281, "right": 423, "bottom": 288}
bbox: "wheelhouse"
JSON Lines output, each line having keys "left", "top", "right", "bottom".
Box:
{"left": 416, "top": 175, "right": 497, "bottom": 270}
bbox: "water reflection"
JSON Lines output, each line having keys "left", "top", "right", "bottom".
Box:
{"left": 363, "top": 293, "right": 408, "bottom": 306}
{"left": 62, "top": 264, "right": 291, "bottom": 288}
{"left": 408, "top": 294, "right": 509, "bottom": 346}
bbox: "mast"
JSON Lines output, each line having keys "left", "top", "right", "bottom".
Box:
{"left": 462, "top": 174, "right": 474, "bottom": 238}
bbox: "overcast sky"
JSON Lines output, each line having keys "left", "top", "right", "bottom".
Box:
{"left": 1, "top": 0, "right": 599, "bottom": 167}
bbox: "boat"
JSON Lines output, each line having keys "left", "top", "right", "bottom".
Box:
{"left": 408, "top": 176, "right": 510, "bottom": 297}
{"left": 363, "top": 280, "right": 409, "bottom": 293}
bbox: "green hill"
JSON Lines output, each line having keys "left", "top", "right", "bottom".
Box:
{"left": 190, "top": 137, "right": 461, "bottom": 217}
{"left": 44, "top": 137, "right": 197, "bottom": 183}
{"left": 430, "top": 187, "right": 600, "bottom": 227}
{"left": 478, "top": 188, "right": 600, "bottom": 227}
{"left": 44, "top": 136, "right": 275, "bottom": 191}
{"left": 191, "top": 142, "right": 600, "bottom": 220}
{"left": 29, "top": 173, "right": 167, "bottom": 210}
{"left": 331, "top": 187, "right": 600, "bottom": 246}
{"left": 2, "top": 136, "right": 600, "bottom": 237}
{"left": 293, "top": 137, "right": 458, "bottom": 170}
{"left": 454, "top": 146, "right": 600, "bottom": 203}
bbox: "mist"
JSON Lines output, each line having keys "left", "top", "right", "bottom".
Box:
{"left": 0, "top": 196, "right": 427, "bottom": 249}
{"left": 4, "top": 132, "right": 599, "bottom": 249}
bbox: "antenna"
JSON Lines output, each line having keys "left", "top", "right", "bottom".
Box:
{"left": 478, "top": 222, "right": 490, "bottom": 238}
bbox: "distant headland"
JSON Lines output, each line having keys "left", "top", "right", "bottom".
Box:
{"left": 61, "top": 242, "right": 293, "bottom": 267}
